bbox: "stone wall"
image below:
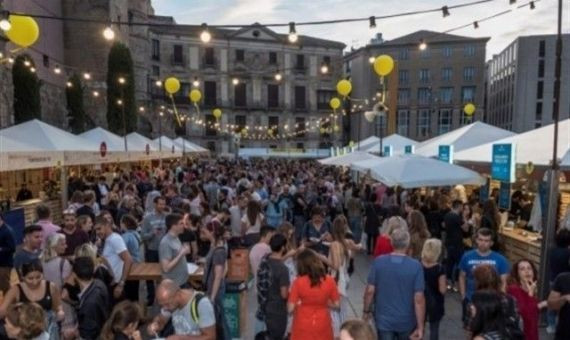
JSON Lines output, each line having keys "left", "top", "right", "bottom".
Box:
{"left": 0, "top": 65, "right": 14, "bottom": 128}
{"left": 40, "top": 82, "right": 67, "bottom": 128}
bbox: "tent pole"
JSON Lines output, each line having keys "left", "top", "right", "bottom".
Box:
{"left": 60, "top": 166, "right": 68, "bottom": 209}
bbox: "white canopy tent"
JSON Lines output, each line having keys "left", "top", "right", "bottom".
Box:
{"left": 318, "top": 151, "right": 381, "bottom": 166}
{"left": 0, "top": 134, "right": 64, "bottom": 171}
{"left": 80, "top": 127, "right": 125, "bottom": 151}
{"left": 357, "top": 134, "right": 417, "bottom": 154}
{"left": 154, "top": 136, "right": 181, "bottom": 153}
{"left": 414, "top": 121, "right": 516, "bottom": 158}
{"left": 173, "top": 137, "right": 209, "bottom": 153}
{"left": 351, "top": 154, "right": 485, "bottom": 188}
{"left": 126, "top": 133, "right": 181, "bottom": 159}
{"left": 0, "top": 119, "right": 117, "bottom": 166}
{"left": 455, "top": 119, "right": 570, "bottom": 167}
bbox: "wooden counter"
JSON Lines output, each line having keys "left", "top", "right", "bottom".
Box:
{"left": 499, "top": 228, "right": 542, "bottom": 270}
{"left": 14, "top": 198, "right": 62, "bottom": 225}
{"left": 128, "top": 262, "right": 204, "bottom": 284}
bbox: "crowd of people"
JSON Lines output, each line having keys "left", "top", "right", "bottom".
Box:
{"left": 0, "top": 157, "right": 568, "bottom": 340}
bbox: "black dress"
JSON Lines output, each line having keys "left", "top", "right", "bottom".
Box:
{"left": 423, "top": 264, "right": 445, "bottom": 322}
{"left": 364, "top": 202, "right": 381, "bottom": 236}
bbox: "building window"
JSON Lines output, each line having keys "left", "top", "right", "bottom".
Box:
{"left": 235, "top": 49, "right": 245, "bottom": 62}
{"left": 418, "top": 88, "right": 432, "bottom": 105}
{"left": 438, "top": 109, "right": 452, "bottom": 134}
{"left": 152, "top": 65, "right": 160, "bottom": 77}
{"left": 173, "top": 45, "right": 183, "bottom": 65}
{"left": 442, "top": 47, "right": 453, "bottom": 57}
{"left": 464, "top": 45, "right": 476, "bottom": 57}
{"left": 205, "top": 114, "right": 217, "bottom": 136}
{"left": 419, "top": 69, "right": 430, "bottom": 83}
{"left": 397, "top": 110, "right": 409, "bottom": 136}
{"left": 537, "top": 81, "right": 544, "bottom": 99}
{"left": 535, "top": 102, "right": 543, "bottom": 121}
{"left": 235, "top": 115, "right": 246, "bottom": 132}
{"left": 269, "top": 116, "right": 279, "bottom": 134}
{"left": 397, "top": 88, "right": 410, "bottom": 105}
{"left": 295, "top": 86, "right": 306, "bottom": 109}
{"left": 539, "top": 40, "right": 546, "bottom": 58}
{"left": 420, "top": 48, "right": 430, "bottom": 59}
{"left": 439, "top": 87, "right": 454, "bottom": 105}
{"left": 323, "top": 56, "right": 331, "bottom": 66}
{"left": 269, "top": 52, "right": 277, "bottom": 64}
{"left": 461, "top": 86, "right": 475, "bottom": 103}
{"left": 461, "top": 111, "right": 473, "bottom": 126}
{"left": 42, "top": 55, "right": 49, "bottom": 68}
{"left": 463, "top": 67, "right": 475, "bottom": 81}
{"left": 538, "top": 59, "right": 545, "bottom": 78}
{"left": 398, "top": 70, "right": 409, "bottom": 84}
{"left": 234, "top": 83, "right": 246, "bottom": 107}
{"left": 152, "top": 39, "right": 160, "bottom": 61}
{"left": 296, "top": 55, "right": 305, "bottom": 70}
{"left": 204, "top": 81, "right": 217, "bottom": 106}
{"left": 317, "top": 90, "right": 335, "bottom": 110}
{"left": 417, "top": 109, "right": 430, "bottom": 138}
{"left": 295, "top": 117, "right": 306, "bottom": 137}
{"left": 441, "top": 67, "right": 452, "bottom": 81}
{"left": 204, "top": 48, "right": 215, "bottom": 66}
{"left": 268, "top": 84, "right": 279, "bottom": 108}
{"left": 399, "top": 49, "right": 409, "bottom": 60}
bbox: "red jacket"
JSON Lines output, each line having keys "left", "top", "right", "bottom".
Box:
{"left": 507, "top": 284, "right": 539, "bottom": 340}
{"left": 373, "top": 235, "right": 394, "bottom": 258}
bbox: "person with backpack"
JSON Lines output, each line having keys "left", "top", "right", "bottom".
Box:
{"left": 256, "top": 233, "right": 290, "bottom": 340}
{"left": 149, "top": 279, "right": 216, "bottom": 339}
{"left": 120, "top": 214, "right": 143, "bottom": 302}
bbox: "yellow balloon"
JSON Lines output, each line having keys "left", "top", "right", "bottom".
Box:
{"left": 336, "top": 80, "right": 352, "bottom": 97}
{"left": 5, "top": 15, "right": 40, "bottom": 48}
{"left": 330, "top": 97, "right": 341, "bottom": 110}
{"left": 374, "top": 55, "right": 395, "bottom": 77}
{"left": 212, "top": 108, "right": 222, "bottom": 119}
{"left": 189, "top": 89, "right": 202, "bottom": 103}
{"left": 164, "top": 77, "right": 180, "bottom": 95}
{"left": 464, "top": 103, "right": 476, "bottom": 116}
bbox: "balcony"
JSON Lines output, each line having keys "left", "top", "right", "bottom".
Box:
{"left": 201, "top": 57, "right": 218, "bottom": 70}
{"left": 294, "top": 65, "right": 307, "bottom": 75}
{"left": 171, "top": 54, "right": 186, "bottom": 67}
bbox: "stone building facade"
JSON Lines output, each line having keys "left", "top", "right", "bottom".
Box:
{"left": 0, "top": 0, "right": 345, "bottom": 153}
{"left": 344, "top": 31, "right": 488, "bottom": 142}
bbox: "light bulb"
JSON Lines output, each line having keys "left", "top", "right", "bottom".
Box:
{"left": 369, "top": 56, "right": 375, "bottom": 64}
{"left": 139, "top": 106, "right": 145, "bottom": 112}
{"left": 200, "top": 24, "right": 211, "bottom": 43}
{"left": 7, "top": 57, "right": 14, "bottom": 64}
{"left": 275, "top": 73, "right": 282, "bottom": 81}
{"left": 66, "top": 81, "right": 73, "bottom": 88}
{"left": 30, "top": 67, "right": 36, "bottom": 73}
{"left": 93, "top": 91, "right": 100, "bottom": 97}
{"left": 0, "top": 19, "right": 11, "bottom": 32}
{"left": 118, "top": 77, "right": 126, "bottom": 84}
{"left": 288, "top": 32, "right": 298, "bottom": 43}
{"left": 419, "top": 40, "right": 427, "bottom": 51}
{"left": 232, "top": 78, "right": 239, "bottom": 85}
{"left": 117, "top": 99, "right": 123, "bottom": 105}
{"left": 320, "top": 64, "right": 329, "bottom": 74}
{"left": 83, "top": 72, "right": 91, "bottom": 80}
{"left": 24, "top": 60, "right": 31, "bottom": 67}
{"left": 54, "top": 66, "right": 61, "bottom": 74}
{"left": 103, "top": 26, "right": 115, "bottom": 41}
{"left": 155, "top": 80, "right": 162, "bottom": 87}
{"left": 192, "top": 78, "right": 200, "bottom": 87}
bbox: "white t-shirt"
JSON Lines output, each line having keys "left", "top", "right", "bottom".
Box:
{"left": 171, "top": 292, "right": 216, "bottom": 335}
{"left": 102, "top": 232, "right": 128, "bottom": 283}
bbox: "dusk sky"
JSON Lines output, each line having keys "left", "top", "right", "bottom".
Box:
{"left": 151, "top": 0, "right": 566, "bottom": 58}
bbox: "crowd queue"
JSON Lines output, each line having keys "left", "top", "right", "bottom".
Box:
{"left": 0, "top": 158, "right": 569, "bottom": 340}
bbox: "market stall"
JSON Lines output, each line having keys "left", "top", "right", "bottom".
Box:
{"left": 318, "top": 151, "right": 381, "bottom": 166}
{"left": 356, "top": 134, "right": 417, "bottom": 155}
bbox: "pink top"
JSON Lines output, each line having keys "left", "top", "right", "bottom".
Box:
{"left": 36, "top": 219, "right": 61, "bottom": 248}
{"left": 249, "top": 243, "right": 271, "bottom": 277}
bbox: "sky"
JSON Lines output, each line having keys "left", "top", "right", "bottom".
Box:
{"left": 151, "top": 0, "right": 568, "bottom": 58}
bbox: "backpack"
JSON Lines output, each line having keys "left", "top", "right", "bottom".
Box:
{"left": 189, "top": 292, "right": 226, "bottom": 340}
{"left": 255, "top": 254, "right": 273, "bottom": 321}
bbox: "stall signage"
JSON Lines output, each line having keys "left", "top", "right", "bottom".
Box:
{"left": 479, "top": 177, "right": 490, "bottom": 204}
{"left": 383, "top": 145, "right": 393, "bottom": 157}
{"left": 498, "top": 181, "right": 512, "bottom": 210}
{"left": 145, "top": 144, "right": 150, "bottom": 155}
{"left": 492, "top": 143, "right": 516, "bottom": 183}
{"left": 404, "top": 145, "right": 415, "bottom": 154}
{"left": 99, "top": 142, "right": 107, "bottom": 157}
{"left": 438, "top": 145, "right": 454, "bottom": 163}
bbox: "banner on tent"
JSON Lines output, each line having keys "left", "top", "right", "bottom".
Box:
{"left": 438, "top": 145, "right": 454, "bottom": 163}
{"left": 492, "top": 143, "right": 516, "bottom": 183}
{"left": 405, "top": 145, "right": 415, "bottom": 154}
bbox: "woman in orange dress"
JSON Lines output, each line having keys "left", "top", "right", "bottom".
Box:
{"left": 287, "top": 249, "right": 340, "bottom": 340}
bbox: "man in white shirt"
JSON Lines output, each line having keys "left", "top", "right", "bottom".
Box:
{"left": 94, "top": 216, "right": 133, "bottom": 301}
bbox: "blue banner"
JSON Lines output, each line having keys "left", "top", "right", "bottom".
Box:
{"left": 383, "top": 145, "right": 393, "bottom": 157}
{"left": 438, "top": 145, "right": 454, "bottom": 163}
{"left": 498, "top": 181, "right": 512, "bottom": 210}
{"left": 404, "top": 145, "right": 415, "bottom": 154}
{"left": 492, "top": 143, "right": 516, "bottom": 183}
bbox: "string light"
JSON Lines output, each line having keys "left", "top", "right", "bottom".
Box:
{"left": 369, "top": 16, "right": 376, "bottom": 29}
{"left": 24, "top": 60, "right": 31, "bottom": 67}
{"left": 418, "top": 39, "right": 427, "bottom": 50}
{"left": 103, "top": 26, "right": 115, "bottom": 41}
{"left": 320, "top": 62, "right": 329, "bottom": 74}
{"left": 368, "top": 56, "right": 375, "bottom": 64}
{"left": 192, "top": 77, "right": 200, "bottom": 87}
{"left": 54, "top": 66, "right": 61, "bottom": 74}
{"left": 274, "top": 72, "right": 282, "bottom": 81}
{"left": 442, "top": 6, "right": 450, "bottom": 17}
{"left": 288, "top": 22, "right": 298, "bottom": 43}
{"left": 0, "top": 52, "right": 3, "bottom": 59}
{"left": 159, "top": 112, "right": 164, "bottom": 117}
{"left": 200, "top": 23, "right": 211, "bottom": 43}
{"left": 139, "top": 106, "right": 145, "bottom": 112}
{"left": 0, "top": 11, "right": 10, "bottom": 32}
{"left": 232, "top": 77, "right": 239, "bottom": 85}
{"left": 30, "top": 67, "right": 36, "bottom": 73}
{"left": 155, "top": 80, "right": 162, "bottom": 87}
{"left": 117, "top": 99, "right": 123, "bottom": 105}
{"left": 93, "top": 91, "right": 99, "bottom": 97}
{"left": 83, "top": 72, "right": 91, "bottom": 80}
{"left": 7, "top": 57, "right": 14, "bottom": 64}
{"left": 118, "top": 77, "right": 126, "bottom": 84}
{"left": 66, "top": 81, "right": 73, "bottom": 88}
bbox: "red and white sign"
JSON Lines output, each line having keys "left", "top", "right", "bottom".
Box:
{"left": 99, "top": 142, "right": 107, "bottom": 157}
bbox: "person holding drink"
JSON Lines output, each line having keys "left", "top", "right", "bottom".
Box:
{"left": 159, "top": 213, "right": 190, "bottom": 288}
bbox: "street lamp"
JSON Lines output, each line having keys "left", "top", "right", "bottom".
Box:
{"left": 118, "top": 76, "right": 127, "bottom": 151}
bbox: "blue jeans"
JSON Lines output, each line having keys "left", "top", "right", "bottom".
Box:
{"left": 429, "top": 321, "right": 440, "bottom": 340}
{"left": 377, "top": 330, "right": 413, "bottom": 340}
{"left": 348, "top": 216, "right": 362, "bottom": 243}
{"left": 214, "top": 287, "right": 232, "bottom": 340}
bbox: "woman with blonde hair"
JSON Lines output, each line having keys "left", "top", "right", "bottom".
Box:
{"left": 408, "top": 210, "right": 430, "bottom": 259}
{"left": 41, "top": 233, "right": 72, "bottom": 289}
{"left": 101, "top": 301, "right": 143, "bottom": 340}
{"left": 5, "top": 302, "right": 49, "bottom": 340}
{"left": 421, "top": 239, "right": 446, "bottom": 340}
